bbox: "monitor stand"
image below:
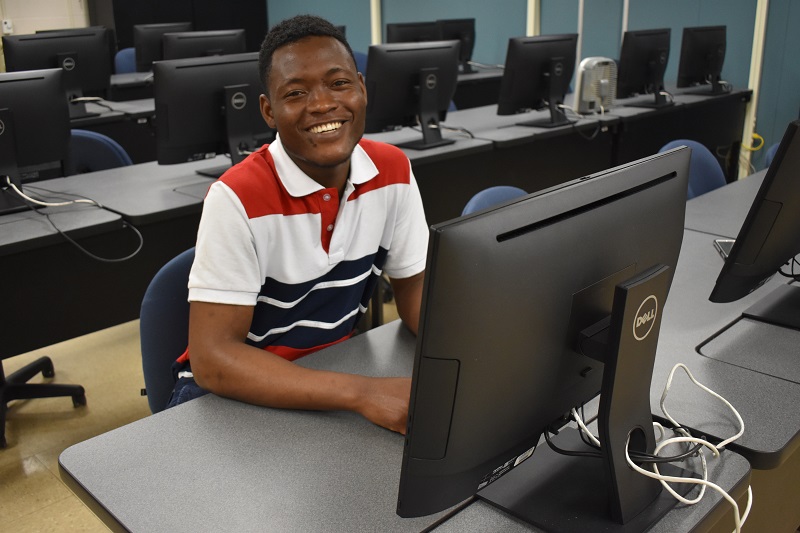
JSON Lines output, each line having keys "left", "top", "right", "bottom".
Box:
{"left": 742, "top": 282, "right": 800, "bottom": 330}
{"left": 516, "top": 60, "right": 573, "bottom": 128}
{"left": 682, "top": 78, "right": 728, "bottom": 96}
{"left": 58, "top": 52, "right": 100, "bottom": 120}
{"left": 479, "top": 265, "right": 691, "bottom": 532}
{"left": 396, "top": 67, "right": 456, "bottom": 151}
{"left": 624, "top": 89, "right": 674, "bottom": 109}
{"left": 0, "top": 108, "right": 29, "bottom": 215}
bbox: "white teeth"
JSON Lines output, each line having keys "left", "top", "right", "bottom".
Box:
{"left": 309, "top": 121, "right": 343, "bottom": 134}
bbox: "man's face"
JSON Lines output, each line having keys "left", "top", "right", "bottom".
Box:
{"left": 260, "top": 36, "right": 367, "bottom": 182}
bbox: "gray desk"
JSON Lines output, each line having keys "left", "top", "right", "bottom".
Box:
{"left": 1, "top": 159, "right": 220, "bottom": 355}
{"left": 71, "top": 98, "right": 157, "bottom": 164}
{"left": 58, "top": 320, "right": 750, "bottom": 533}
{"left": 684, "top": 170, "right": 765, "bottom": 237}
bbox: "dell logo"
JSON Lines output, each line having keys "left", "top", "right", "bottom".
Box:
{"left": 62, "top": 57, "right": 76, "bottom": 71}
{"left": 0, "top": 119, "right": 4, "bottom": 136}
{"left": 231, "top": 91, "right": 247, "bottom": 110}
{"left": 425, "top": 73, "right": 437, "bottom": 90}
{"left": 633, "top": 295, "right": 658, "bottom": 341}
{"left": 554, "top": 62, "right": 564, "bottom": 77}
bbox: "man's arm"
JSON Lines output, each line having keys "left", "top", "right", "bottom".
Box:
{"left": 389, "top": 271, "right": 425, "bottom": 335}
{"left": 188, "top": 301, "right": 411, "bottom": 434}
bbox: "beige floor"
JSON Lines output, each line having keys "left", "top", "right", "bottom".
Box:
{"left": 1, "top": 303, "right": 400, "bottom": 532}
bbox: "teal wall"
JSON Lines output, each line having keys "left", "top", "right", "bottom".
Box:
{"left": 267, "top": 0, "right": 372, "bottom": 55}
{"left": 381, "top": 0, "right": 527, "bottom": 67}
{"left": 262, "top": 0, "right": 798, "bottom": 171}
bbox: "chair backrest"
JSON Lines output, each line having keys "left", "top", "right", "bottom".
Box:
{"left": 140, "top": 247, "right": 195, "bottom": 414}
{"left": 658, "top": 139, "right": 726, "bottom": 200}
{"left": 68, "top": 129, "right": 133, "bottom": 175}
{"left": 764, "top": 142, "right": 780, "bottom": 169}
{"left": 462, "top": 185, "right": 527, "bottom": 215}
{"left": 114, "top": 47, "right": 137, "bottom": 74}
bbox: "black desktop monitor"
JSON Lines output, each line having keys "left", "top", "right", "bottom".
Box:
{"left": 437, "top": 18, "right": 476, "bottom": 73}
{"left": 385, "top": 21, "right": 441, "bottom": 43}
{"left": 397, "top": 147, "right": 691, "bottom": 529}
{"left": 709, "top": 120, "right": 800, "bottom": 330}
{"left": 154, "top": 52, "right": 275, "bottom": 177}
{"left": 496, "top": 34, "right": 578, "bottom": 128}
{"left": 161, "top": 29, "right": 247, "bottom": 61}
{"left": 616, "top": 28, "right": 672, "bottom": 108}
{"left": 2, "top": 27, "right": 112, "bottom": 118}
{"left": 364, "top": 40, "right": 460, "bottom": 150}
{"left": 133, "top": 22, "right": 193, "bottom": 72}
{"left": 677, "top": 26, "right": 728, "bottom": 95}
{"left": 0, "top": 69, "right": 71, "bottom": 215}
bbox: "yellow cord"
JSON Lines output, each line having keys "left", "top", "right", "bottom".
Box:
{"left": 742, "top": 132, "right": 764, "bottom": 151}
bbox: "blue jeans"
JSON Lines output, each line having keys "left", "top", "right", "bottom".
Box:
{"left": 165, "top": 361, "right": 210, "bottom": 409}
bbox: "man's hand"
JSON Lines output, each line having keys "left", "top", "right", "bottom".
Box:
{"left": 355, "top": 376, "right": 412, "bottom": 434}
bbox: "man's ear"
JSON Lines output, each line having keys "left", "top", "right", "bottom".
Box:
{"left": 358, "top": 72, "right": 367, "bottom": 106}
{"left": 259, "top": 93, "right": 277, "bottom": 129}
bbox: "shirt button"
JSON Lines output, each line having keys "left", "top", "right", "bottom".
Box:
{"left": 323, "top": 193, "right": 331, "bottom": 202}
{"left": 327, "top": 224, "right": 334, "bottom": 232}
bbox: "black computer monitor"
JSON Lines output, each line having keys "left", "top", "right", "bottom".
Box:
{"left": 677, "top": 26, "right": 728, "bottom": 96}
{"left": 364, "top": 40, "right": 460, "bottom": 150}
{"left": 385, "top": 21, "right": 441, "bottom": 43}
{"left": 616, "top": 28, "right": 672, "bottom": 108}
{"left": 0, "top": 69, "right": 71, "bottom": 215}
{"left": 709, "top": 120, "right": 800, "bottom": 330}
{"left": 397, "top": 147, "right": 691, "bottom": 529}
{"left": 2, "top": 27, "right": 112, "bottom": 118}
{"left": 496, "top": 34, "right": 578, "bottom": 128}
{"left": 161, "top": 29, "right": 247, "bottom": 61}
{"left": 133, "top": 21, "right": 193, "bottom": 72}
{"left": 437, "top": 18, "right": 476, "bottom": 73}
{"left": 153, "top": 52, "right": 275, "bottom": 177}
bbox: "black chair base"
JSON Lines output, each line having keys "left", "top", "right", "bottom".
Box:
{"left": 1, "top": 356, "right": 86, "bottom": 448}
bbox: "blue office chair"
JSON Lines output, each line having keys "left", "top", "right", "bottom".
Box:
{"left": 114, "top": 47, "right": 137, "bottom": 74}
{"left": 764, "top": 142, "right": 779, "bottom": 169}
{"left": 462, "top": 186, "right": 527, "bottom": 216}
{"left": 658, "top": 139, "right": 726, "bottom": 200}
{"left": 140, "top": 248, "right": 195, "bottom": 414}
{"left": 353, "top": 50, "right": 368, "bottom": 75}
{"left": 67, "top": 129, "right": 133, "bottom": 175}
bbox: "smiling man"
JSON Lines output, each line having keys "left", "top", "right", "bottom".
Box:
{"left": 166, "top": 15, "right": 429, "bottom": 435}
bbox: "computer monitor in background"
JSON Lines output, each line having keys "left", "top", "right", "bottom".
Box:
{"left": 2, "top": 27, "right": 112, "bottom": 118}
{"left": 385, "top": 21, "right": 441, "bottom": 43}
{"left": 677, "top": 26, "right": 728, "bottom": 96}
{"left": 496, "top": 34, "right": 578, "bottom": 128}
{"left": 0, "top": 69, "right": 71, "bottom": 215}
{"left": 436, "top": 18, "right": 476, "bottom": 73}
{"left": 162, "top": 29, "right": 247, "bottom": 61}
{"left": 364, "top": 40, "right": 460, "bottom": 150}
{"left": 616, "top": 28, "right": 672, "bottom": 108}
{"left": 153, "top": 52, "right": 275, "bottom": 178}
{"left": 710, "top": 120, "right": 800, "bottom": 330}
{"left": 398, "top": 147, "right": 690, "bottom": 529}
{"left": 133, "top": 21, "right": 193, "bottom": 72}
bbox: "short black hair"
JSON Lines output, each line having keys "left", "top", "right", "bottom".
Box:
{"left": 258, "top": 14, "right": 355, "bottom": 95}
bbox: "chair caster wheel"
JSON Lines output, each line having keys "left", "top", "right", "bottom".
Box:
{"left": 73, "top": 395, "right": 87, "bottom": 407}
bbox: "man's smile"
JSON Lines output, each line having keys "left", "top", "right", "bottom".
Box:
{"left": 308, "top": 121, "right": 344, "bottom": 134}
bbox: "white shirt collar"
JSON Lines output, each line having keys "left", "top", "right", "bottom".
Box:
{"left": 268, "top": 133, "right": 379, "bottom": 197}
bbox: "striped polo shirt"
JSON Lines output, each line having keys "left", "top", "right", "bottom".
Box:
{"left": 186, "top": 134, "right": 429, "bottom": 361}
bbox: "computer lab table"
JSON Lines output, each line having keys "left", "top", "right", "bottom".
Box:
{"left": 58, "top": 319, "right": 751, "bottom": 533}
{"left": 70, "top": 97, "right": 157, "bottom": 164}
{"left": 1, "top": 157, "right": 221, "bottom": 356}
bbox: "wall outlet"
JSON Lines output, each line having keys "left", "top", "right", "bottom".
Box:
{"left": 2, "top": 20, "right": 13, "bottom": 35}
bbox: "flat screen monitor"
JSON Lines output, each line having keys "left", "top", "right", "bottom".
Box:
{"left": 133, "top": 21, "right": 193, "bottom": 72}
{"left": 365, "top": 40, "right": 460, "bottom": 150}
{"left": 385, "top": 21, "right": 441, "bottom": 43}
{"left": 0, "top": 69, "right": 71, "bottom": 215}
{"left": 437, "top": 18, "right": 476, "bottom": 73}
{"left": 497, "top": 34, "right": 578, "bottom": 128}
{"left": 709, "top": 119, "right": 800, "bottom": 330}
{"left": 397, "top": 147, "right": 691, "bottom": 529}
{"left": 677, "top": 26, "right": 728, "bottom": 96}
{"left": 162, "top": 29, "right": 247, "bottom": 61}
{"left": 2, "top": 27, "right": 112, "bottom": 117}
{"left": 616, "top": 28, "right": 672, "bottom": 108}
{"left": 154, "top": 52, "right": 275, "bottom": 177}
